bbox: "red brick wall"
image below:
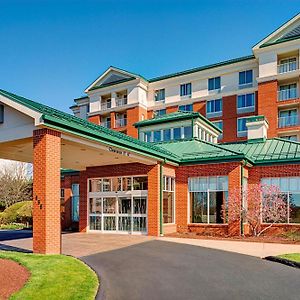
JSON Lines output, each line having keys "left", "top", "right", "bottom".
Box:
{"left": 33, "top": 128, "right": 61, "bottom": 254}
{"left": 166, "top": 105, "right": 178, "bottom": 114}
{"left": 88, "top": 115, "right": 101, "bottom": 125}
{"left": 175, "top": 162, "right": 242, "bottom": 235}
{"left": 127, "top": 106, "right": 147, "bottom": 138}
{"left": 258, "top": 80, "right": 278, "bottom": 138}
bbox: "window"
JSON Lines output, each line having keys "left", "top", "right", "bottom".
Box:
{"left": 237, "top": 93, "right": 255, "bottom": 113}
{"left": 278, "top": 83, "right": 298, "bottom": 101}
{"left": 163, "top": 129, "right": 171, "bottom": 142}
{"left": 206, "top": 99, "right": 222, "bottom": 117}
{"left": 154, "top": 109, "right": 166, "bottom": 117}
{"left": 278, "top": 109, "right": 298, "bottom": 128}
{"left": 212, "top": 120, "right": 223, "bottom": 140}
{"left": 183, "top": 126, "right": 193, "bottom": 139}
{"left": 261, "top": 177, "right": 300, "bottom": 223}
{"left": 180, "top": 83, "right": 192, "bottom": 97}
{"left": 239, "top": 70, "right": 253, "bottom": 87}
{"left": 154, "top": 130, "right": 162, "bottom": 142}
{"left": 133, "top": 177, "right": 148, "bottom": 190}
{"left": 208, "top": 77, "right": 221, "bottom": 91}
{"left": 155, "top": 89, "right": 165, "bottom": 102}
{"left": 173, "top": 127, "right": 181, "bottom": 140}
{"left": 280, "top": 135, "right": 298, "bottom": 142}
{"left": 0, "top": 105, "right": 4, "bottom": 124}
{"left": 237, "top": 117, "right": 248, "bottom": 137}
{"left": 178, "top": 104, "right": 193, "bottom": 112}
{"left": 278, "top": 57, "right": 297, "bottom": 73}
{"left": 189, "top": 176, "right": 228, "bottom": 224}
{"left": 163, "top": 176, "right": 175, "bottom": 223}
{"left": 144, "top": 131, "right": 152, "bottom": 142}
{"left": 71, "top": 184, "right": 80, "bottom": 222}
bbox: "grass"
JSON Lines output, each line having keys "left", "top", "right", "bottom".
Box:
{"left": 0, "top": 251, "right": 99, "bottom": 300}
{"left": 278, "top": 253, "right": 300, "bottom": 263}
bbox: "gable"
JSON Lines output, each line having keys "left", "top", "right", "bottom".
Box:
{"left": 253, "top": 13, "right": 300, "bottom": 49}
{"left": 85, "top": 67, "right": 140, "bottom": 92}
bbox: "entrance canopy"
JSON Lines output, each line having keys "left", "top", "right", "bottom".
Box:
{"left": 0, "top": 89, "right": 179, "bottom": 170}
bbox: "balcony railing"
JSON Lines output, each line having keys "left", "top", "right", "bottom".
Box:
{"left": 278, "top": 61, "right": 298, "bottom": 74}
{"left": 101, "top": 102, "right": 112, "bottom": 110}
{"left": 278, "top": 115, "right": 299, "bottom": 128}
{"left": 101, "top": 121, "right": 111, "bottom": 128}
{"left": 115, "top": 118, "right": 127, "bottom": 128}
{"left": 278, "top": 88, "right": 298, "bottom": 101}
{"left": 116, "top": 97, "right": 128, "bottom": 107}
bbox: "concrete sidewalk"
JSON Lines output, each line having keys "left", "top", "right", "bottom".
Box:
{"left": 159, "top": 237, "right": 300, "bottom": 258}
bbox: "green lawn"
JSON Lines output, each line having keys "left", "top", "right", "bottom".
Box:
{"left": 0, "top": 251, "right": 99, "bottom": 300}
{"left": 278, "top": 253, "right": 300, "bottom": 263}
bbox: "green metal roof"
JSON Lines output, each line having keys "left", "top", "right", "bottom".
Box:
{"left": 89, "top": 77, "right": 136, "bottom": 91}
{"left": 148, "top": 55, "right": 256, "bottom": 82}
{"left": 134, "top": 111, "right": 222, "bottom": 133}
{"left": 153, "top": 139, "right": 246, "bottom": 164}
{"left": 221, "top": 138, "right": 300, "bottom": 165}
{"left": 0, "top": 89, "right": 180, "bottom": 164}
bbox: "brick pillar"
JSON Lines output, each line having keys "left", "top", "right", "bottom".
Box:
{"left": 147, "top": 164, "right": 161, "bottom": 236}
{"left": 228, "top": 164, "right": 242, "bottom": 236}
{"left": 79, "top": 171, "right": 88, "bottom": 232}
{"left": 258, "top": 80, "right": 278, "bottom": 138}
{"left": 33, "top": 128, "right": 61, "bottom": 254}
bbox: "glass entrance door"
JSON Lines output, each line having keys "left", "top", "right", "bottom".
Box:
{"left": 118, "top": 197, "right": 132, "bottom": 232}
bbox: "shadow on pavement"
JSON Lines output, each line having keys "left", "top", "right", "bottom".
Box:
{"left": 0, "top": 230, "right": 33, "bottom": 241}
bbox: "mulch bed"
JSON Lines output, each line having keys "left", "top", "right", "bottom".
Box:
{"left": 165, "top": 232, "right": 300, "bottom": 244}
{"left": 0, "top": 259, "right": 30, "bottom": 300}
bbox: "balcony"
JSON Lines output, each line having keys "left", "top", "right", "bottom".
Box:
{"left": 278, "top": 61, "right": 298, "bottom": 74}
{"left": 278, "top": 88, "right": 298, "bottom": 101}
{"left": 116, "top": 97, "right": 128, "bottom": 107}
{"left": 101, "top": 102, "right": 112, "bottom": 111}
{"left": 278, "top": 115, "right": 299, "bottom": 128}
{"left": 115, "top": 118, "right": 127, "bottom": 128}
{"left": 101, "top": 121, "right": 111, "bottom": 128}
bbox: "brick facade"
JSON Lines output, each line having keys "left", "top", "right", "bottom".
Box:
{"left": 33, "top": 128, "right": 61, "bottom": 254}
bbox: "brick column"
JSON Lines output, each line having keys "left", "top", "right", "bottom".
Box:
{"left": 147, "top": 164, "right": 161, "bottom": 236}
{"left": 79, "top": 171, "right": 88, "bottom": 232}
{"left": 33, "top": 128, "right": 61, "bottom": 254}
{"left": 228, "top": 164, "right": 242, "bottom": 236}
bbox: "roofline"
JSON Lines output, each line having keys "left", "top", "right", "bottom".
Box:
{"left": 253, "top": 12, "right": 300, "bottom": 49}
{"left": 148, "top": 55, "right": 256, "bottom": 82}
{"left": 73, "top": 96, "right": 89, "bottom": 102}
{"left": 259, "top": 34, "right": 300, "bottom": 48}
{"left": 134, "top": 112, "right": 222, "bottom": 133}
{"left": 88, "top": 77, "right": 136, "bottom": 92}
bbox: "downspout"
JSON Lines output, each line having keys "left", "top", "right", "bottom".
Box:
{"left": 159, "top": 160, "right": 166, "bottom": 236}
{"left": 240, "top": 160, "right": 247, "bottom": 236}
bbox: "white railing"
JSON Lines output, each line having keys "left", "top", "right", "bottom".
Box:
{"left": 116, "top": 97, "right": 128, "bottom": 106}
{"left": 101, "top": 102, "right": 112, "bottom": 110}
{"left": 278, "top": 115, "right": 299, "bottom": 128}
{"left": 278, "top": 88, "right": 298, "bottom": 101}
{"left": 101, "top": 121, "right": 111, "bottom": 128}
{"left": 278, "top": 61, "right": 298, "bottom": 74}
{"left": 115, "top": 118, "right": 127, "bottom": 128}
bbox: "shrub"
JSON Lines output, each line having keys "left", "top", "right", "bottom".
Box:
{"left": 0, "top": 201, "right": 32, "bottom": 225}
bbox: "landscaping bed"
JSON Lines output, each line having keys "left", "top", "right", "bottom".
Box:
{"left": 0, "top": 251, "right": 99, "bottom": 300}
{"left": 165, "top": 231, "right": 300, "bottom": 244}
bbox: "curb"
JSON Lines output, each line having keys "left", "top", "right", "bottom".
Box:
{"left": 264, "top": 256, "right": 300, "bottom": 269}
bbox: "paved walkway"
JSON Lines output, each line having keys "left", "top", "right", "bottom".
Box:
{"left": 160, "top": 236, "right": 300, "bottom": 258}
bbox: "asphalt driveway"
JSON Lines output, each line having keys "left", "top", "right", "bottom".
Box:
{"left": 81, "top": 240, "right": 300, "bottom": 300}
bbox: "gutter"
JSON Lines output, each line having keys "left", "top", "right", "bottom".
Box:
{"left": 159, "top": 161, "right": 165, "bottom": 236}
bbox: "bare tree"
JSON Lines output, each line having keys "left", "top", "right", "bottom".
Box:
{"left": 0, "top": 161, "right": 32, "bottom": 208}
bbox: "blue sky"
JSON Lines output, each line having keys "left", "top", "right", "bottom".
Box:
{"left": 0, "top": 0, "right": 299, "bottom": 112}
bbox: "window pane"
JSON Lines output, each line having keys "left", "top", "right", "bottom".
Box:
{"left": 215, "top": 77, "right": 221, "bottom": 89}
{"left": 163, "top": 129, "right": 171, "bottom": 141}
{"left": 289, "top": 193, "right": 300, "bottom": 223}
{"left": 246, "top": 93, "right": 254, "bottom": 106}
{"left": 89, "top": 198, "right": 102, "bottom": 214}
{"left": 154, "top": 130, "right": 161, "bottom": 142}
{"left": 119, "top": 197, "right": 131, "bottom": 214}
{"left": 239, "top": 71, "right": 245, "bottom": 85}
{"left": 89, "top": 179, "right": 101, "bottom": 192}
{"left": 163, "top": 191, "right": 174, "bottom": 223}
{"left": 133, "top": 177, "right": 148, "bottom": 190}
{"left": 190, "top": 192, "right": 207, "bottom": 223}
{"left": 90, "top": 216, "right": 101, "bottom": 230}
{"left": 103, "top": 197, "right": 116, "bottom": 213}
{"left": 209, "top": 177, "right": 217, "bottom": 190}
{"left": 183, "top": 126, "right": 193, "bottom": 139}
{"left": 173, "top": 128, "right": 181, "bottom": 140}
{"left": 145, "top": 132, "right": 152, "bottom": 142}
{"left": 246, "top": 70, "right": 253, "bottom": 83}
{"left": 208, "top": 78, "right": 214, "bottom": 91}
{"left": 102, "top": 179, "right": 111, "bottom": 192}
{"left": 112, "top": 177, "right": 122, "bottom": 192}
{"left": 133, "top": 197, "right": 147, "bottom": 214}
{"left": 122, "top": 177, "right": 132, "bottom": 191}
